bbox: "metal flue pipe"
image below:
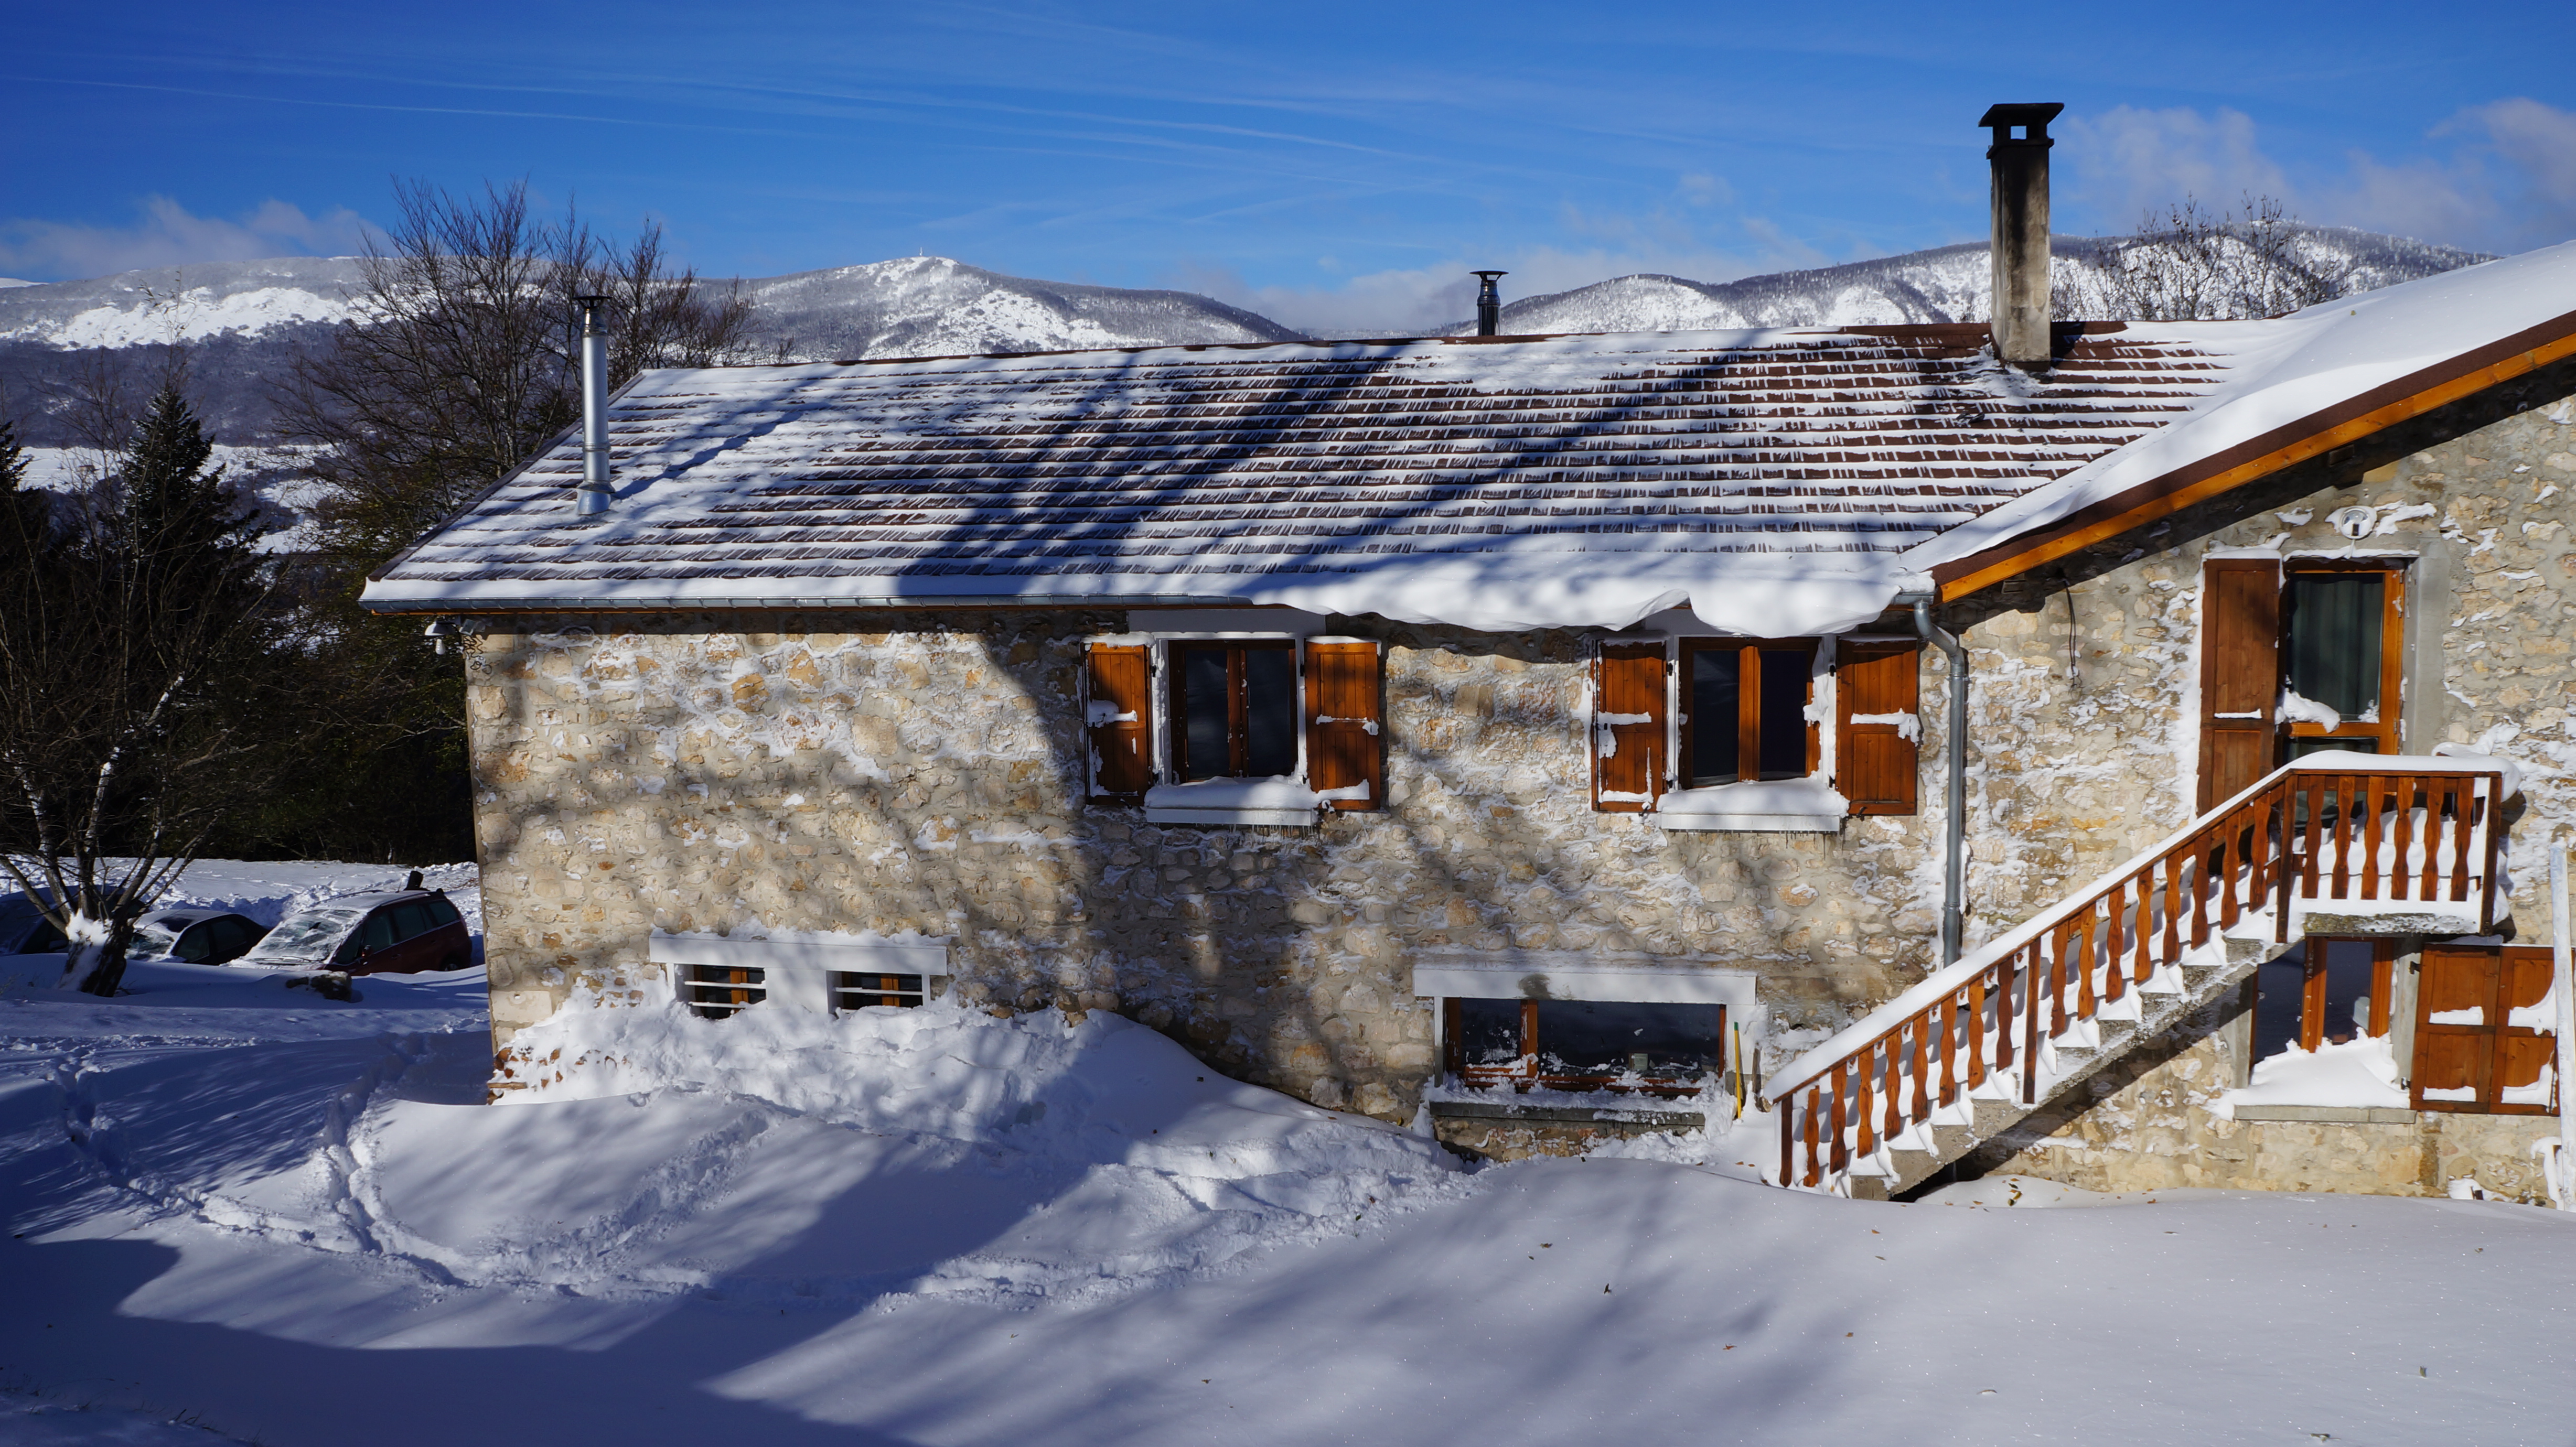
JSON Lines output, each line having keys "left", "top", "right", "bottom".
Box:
{"left": 573, "top": 294, "right": 613, "bottom": 515}
{"left": 1472, "top": 271, "right": 1507, "bottom": 336}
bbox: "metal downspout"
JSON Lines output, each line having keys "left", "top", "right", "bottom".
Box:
{"left": 1914, "top": 599, "right": 1969, "bottom": 966}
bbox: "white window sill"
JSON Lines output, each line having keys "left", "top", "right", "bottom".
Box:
{"left": 1654, "top": 813, "right": 1843, "bottom": 834}
{"left": 1649, "top": 779, "right": 1849, "bottom": 833}
{"left": 1141, "top": 778, "right": 1322, "bottom": 828}
{"left": 1143, "top": 806, "right": 1318, "bottom": 827}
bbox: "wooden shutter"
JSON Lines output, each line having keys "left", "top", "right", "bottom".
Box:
{"left": 1085, "top": 643, "right": 1152, "bottom": 801}
{"left": 1593, "top": 642, "right": 1668, "bottom": 813}
{"left": 1304, "top": 639, "right": 1383, "bottom": 812}
{"left": 2412, "top": 945, "right": 2557, "bottom": 1114}
{"left": 1835, "top": 640, "right": 1919, "bottom": 815}
{"left": 2495, "top": 947, "right": 2559, "bottom": 1115}
{"left": 2197, "top": 558, "right": 2281, "bottom": 812}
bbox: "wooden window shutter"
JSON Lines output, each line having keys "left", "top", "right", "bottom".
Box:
{"left": 2197, "top": 558, "right": 2281, "bottom": 812}
{"left": 2411, "top": 945, "right": 2557, "bottom": 1114}
{"left": 1835, "top": 640, "right": 1919, "bottom": 815}
{"left": 1593, "top": 642, "right": 1668, "bottom": 813}
{"left": 1304, "top": 639, "right": 1383, "bottom": 812}
{"left": 1084, "top": 643, "right": 1153, "bottom": 801}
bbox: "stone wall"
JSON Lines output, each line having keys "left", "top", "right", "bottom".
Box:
{"left": 463, "top": 612, "right": 1959, "bottom": 1119}
{"left": 457, "top": 371, "right": 2576, "bottom": 1176}
{"left": 1953, "top": 373, "right": 2576, "bottom": 1198}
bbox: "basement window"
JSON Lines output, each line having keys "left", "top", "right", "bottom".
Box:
{"left": 832, "top": 971, "right": 926, "bottom": 1010}
{"left": 1445, "top": 997, "right": 1729, "bottom": 1096}
{"left": 683, "top": 962, "right": 766, "bottom": 1020}
{"left": 2253, "top": 938, "right": 2391, "bottom": 1061}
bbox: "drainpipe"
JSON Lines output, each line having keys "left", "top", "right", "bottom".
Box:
{"left": 1913, "top": 598, "right": 1970, "bottom": 966}
{"left": 573, "top": 293, "right": 613, "bottom": 515}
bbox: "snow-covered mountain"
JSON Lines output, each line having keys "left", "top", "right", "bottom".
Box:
{"left": 0, "top": 255, "right": 1302, "bottom": 445}
{"left": 1466, "top": 227, "right": 2489, "bottom": 335}
{"left": 749, "top": 255, "right": 1301, "bottom": 358}
{"left": 0, "top": 254, "right": 1297, "bottom": 360}
{"left": 0, "top": 227, "right": 2495, "bottom": 449}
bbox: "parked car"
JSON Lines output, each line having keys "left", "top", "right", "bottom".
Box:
{"left": 235, "top": 889, "right": 472, "bottom": 975}
{"left": 0, "top": 893, "right": 70, "bottom": 957}
{"left": 127, "top": 908, "right": 270, "bottom": 965}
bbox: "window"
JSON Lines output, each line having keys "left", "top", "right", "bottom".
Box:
{"left": 684, "top": 962, "right": 765, "bottom": 1020}
{"left": 1445, "top": 997, "right": 1729, "bottom": 1095}
{"left": 2281, "top": 566, "right": 2403, "bottom": 759}
{"left": 1171, "top": 641, "right": 1297, "bottom": 780}
{"left": 2197, "top": 558, "right": 2406, "bottom": 809}
{"left": 1084, "top": 634, "right": 1383, "bottom": 820}
{"left": 1680, "top": 641, "right": 1815, "bottom": 786}
{"left": 2412, "top": 945, "right": 2558, "bottom": 1114}
{"left": 390, "top": 901, "right": 436, "bottom": 941}
{"left": 1593, "top": 634, "right": 1918, "bottom": 820}
{"left": 424, "top": 896, "right": 463, "bottom": 928}
{"left": 2253, "top": 938, "right": 2392, "bottom": 1062}
{"left": 832, "top": 971, "right": 925, "bottom": 1010}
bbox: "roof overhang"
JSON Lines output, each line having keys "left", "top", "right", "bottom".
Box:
{"left": 1928, "top": 306, "right": 2576, "bottom": 601}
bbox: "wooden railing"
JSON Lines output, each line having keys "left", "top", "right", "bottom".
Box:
{"left": 1766, "top": 757, "right": 2505, "bottom": 1193}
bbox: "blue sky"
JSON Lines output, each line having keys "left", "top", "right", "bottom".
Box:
{"left": 6, "top": 1, "right": 2574, "bottom": 331}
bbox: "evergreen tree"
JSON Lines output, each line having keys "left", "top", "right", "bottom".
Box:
{"left": 0, "top": 386, "right": 294, "bottom": 997}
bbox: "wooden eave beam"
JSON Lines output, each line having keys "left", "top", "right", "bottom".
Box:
{"left": 1931, "top": 312, "right": 2576, "bottom": 603}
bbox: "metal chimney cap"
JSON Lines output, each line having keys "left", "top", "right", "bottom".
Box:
{"left": 1978, "top": 103, "right": 2064, "bottom": 142}
{"left": 1470, "top": 269, "right": 1508, "bottom": 280}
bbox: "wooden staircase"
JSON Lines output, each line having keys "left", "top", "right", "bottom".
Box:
{"left": 1765, "top": 755, "right": 2508, "bottom": 1198}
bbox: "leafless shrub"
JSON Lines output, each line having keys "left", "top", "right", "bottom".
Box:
{"left": 2057, "top": 195, "right": 2343, "bottom": 322}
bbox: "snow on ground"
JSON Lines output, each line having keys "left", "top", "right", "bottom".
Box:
{"left": 5, "top": 864, "right": 2575, "bottom": 1445}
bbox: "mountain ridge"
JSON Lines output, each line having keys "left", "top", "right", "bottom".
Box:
{"left": 0, "top": 225, "right": 2499, "bottom": 447}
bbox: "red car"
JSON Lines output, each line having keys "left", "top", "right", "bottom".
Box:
{"left": 237, "top": 889, "right": 474, "bottom": 976}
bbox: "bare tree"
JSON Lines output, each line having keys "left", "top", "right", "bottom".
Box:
{"left": 278, "top": 179, "right": 761, "bottom": 566}
{"left": 2058, "top": 195, "right": 2344, "bottom": 322}
{"left": 0, "top": 386, "right": 292, "bottom": 995}
{"left": 255, "top": 180, "right": 760, "bottom": 862}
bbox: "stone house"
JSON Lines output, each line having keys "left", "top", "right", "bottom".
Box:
{"left": 362, "top": 186, "right": 2576, "bottom": 1202}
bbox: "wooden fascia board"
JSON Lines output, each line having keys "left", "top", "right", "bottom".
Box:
{"left": 1931, "top": 310, "right": 2576, "bottom": 602}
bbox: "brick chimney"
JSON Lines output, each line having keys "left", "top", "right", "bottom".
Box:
{"left": 1980, "top": 103, "right": 2063, "bottom": 365}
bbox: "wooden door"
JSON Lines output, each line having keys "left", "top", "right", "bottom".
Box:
{"left": 2197, "top": 558, "right": 2280, "bottom": 811}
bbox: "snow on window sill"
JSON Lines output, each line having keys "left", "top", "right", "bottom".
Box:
{"left": 2209, "top": 1036, "right": 2409, "bottom": 1119}
{"left": 1143, "top": 776, "right": 1322, "bottom": 827}
{"left": 1651, "top": 777, "right": 1848, "bottom": 834}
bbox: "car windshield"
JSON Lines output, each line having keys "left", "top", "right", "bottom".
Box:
{"left": 128, "top": 925, "right": 181, "bottom": 957}
{"left": 241, "top": 908, "right": 367, "bottom": 963}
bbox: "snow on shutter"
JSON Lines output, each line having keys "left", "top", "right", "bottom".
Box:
{"left": 1304, "top": 638, "right": 1383, "bottom": 812}
{"left": 2411, "top": 946, "right": 2557, "bottom": 1114}
{"left": 1835, "top": 640, "right": 1919, "bottom": 815}
{"left": 2197, "top": 558, "right": 2281, "bottom": 812}
{"left": 1085, "top": 643, "right": 1152, "bottom": 801}
{"left": 1593, "top": 642, "right": 1668, "bottom": 813}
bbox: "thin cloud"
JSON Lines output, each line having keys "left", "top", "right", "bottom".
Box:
{"left": 1169, "top": 228, "right": 1827, "bottom": 338}
{"left": 2060, "top": 99, "right": 2576, "bottom": 253}
{"left": 0, "top": 196, "right": 373, "bottom": 283}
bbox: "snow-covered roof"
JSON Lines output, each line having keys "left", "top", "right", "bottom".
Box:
{"left": 362, "top": 241, "right": 2576, "bottom": 635}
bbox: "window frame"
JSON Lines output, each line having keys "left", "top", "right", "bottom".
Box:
{"left": 1442, "top": 996, "right": 1731, "bottom": 1098}
{"left": 1164, "top": 637, "right": 1302, "bottom": 783}
{"left": 2251, "top": 936, "right": 2395, "bottom": 1065}
{"left": 1677, "top": 637, "right": 1822, "bottom": 789}
{"left": 2280, "top": 560, "right": 2405, "bottom": 759}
